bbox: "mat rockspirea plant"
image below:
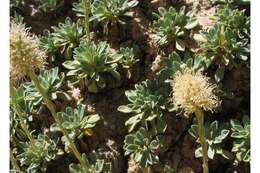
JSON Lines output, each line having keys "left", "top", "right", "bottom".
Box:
{"left": 118, "top": 79, "right": 168, "bottom": 132}
{"left": 152, "top": 6, "right": 198, "bottom": 50}
{"left": 17, "top": 133, "right": 63, "bottom": 173}
{"left": 123, "top": 127, "right": 162, "bottom": 171}
{"left": 51, "top": 17, "right": 84, "bottom": 59}
{"left": 23, "top": 67, "right": 71, "bottom": 106}
{"left": 189, "top": 120, "right": 231, "bottom": 160}
{"left": 91, "top": 0, "right": 138, "bottom": 33}
{"left": 230, "top": 115, "right": 250, "bottom": 163}
{"left": 171, "top": 67, "right": 220, "bottom": 173}
{"left": 194, "top": 7, "right": 250, "bottom": 83}
{"left": 10, "top": 21, "right": 92, "bottom": 171}
{"left": 50, "top": 104, "right": 100, "bottom": 151}
{"left": 116, "top": 46, "right": 139, "bottom": 79}
{"left": 63, "top": 40, "right": 121, "bottom": 93}
{"left": 10, "top": 1, "right": 250, "bottom": 172}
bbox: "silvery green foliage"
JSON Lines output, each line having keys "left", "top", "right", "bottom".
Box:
{"left": 116, "top": 46, "right": 139, "bottom": 79}
{"left": 10, "top": 109, "right": 29, "bottom": 143}
{"left": 194, "top": 24, "right": 250, "bottom": 82}
{"left": 23, "top": 67, "right": 71, "bottom": 106}
{"left": 193, "top": 7, "right": 249, "bottom": 83}
{"left": 36, "top": 0, "right": 64, "bottom": 12}
{"left": 10, "top": 86, "right": 34, "bottom": 139}
{"left": 51, "top": 104, "right": 100, "bottom": 151}
{"left": 118, "top": 79, "right": 168, "bottom": 132}
{"left": 230, "top": 115, "right": 250, "bottom": 162}
{"left": 123, "top": 127, "right": 162, "bottom": 168}
{"left": 189, "top": 120, "right": 231, "bottom": 160}
{"left": 214, "top": 7, "right": 250, "bottom": 34}
{"left": 158, "top": 52, "right": 207, "bottom": 81}
{"left": 51, "top": 17, "right": 84, "bottom": 59}
{"left": 73, "top": 0, "right": 90, "bottom": 18}
{"left": 91, "top": 0, "right": 139, "bottom": 24}
{"left": 10, "top": 169, "right": 17, "bottom": 173}
{"left": 69, "top": 152, "right": 112, "bottom": 173}
{"left": 40, "top": 30, "right": 59, "bottom": 59}
{"left": 17, "top": 134, "right": 63, "bottom": 173}
{"left": 10, "top": 0, "right": 23, "bottom": 8}
{"left": 10, "top": 12, "right": 24, "bottom": 24}
{"left": 11, "top": 86, "right": 34, "bottom": 119}
{"left": 213, "top": 7, "right": 250, "bottom": 51}
{"left": 152, "top": 6, "right": 198, "bottom": 50}
{"left": 63, "top": 41, "right": 121, "bottom": 93}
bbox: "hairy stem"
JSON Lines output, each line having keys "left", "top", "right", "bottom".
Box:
{"left": 10, "top": 84, "right": 36, "bottom": 148}
{"left": 28, "top": 70, "right": 89, "bottom": 171}
{"left": 195, "top": 109, "right": 209, "bottom": 173}
{"left": 10, "top": 150, "right": 22, "bottom": 173}
{"left": 84, "top": 0, "right": 91, "bottom": 42}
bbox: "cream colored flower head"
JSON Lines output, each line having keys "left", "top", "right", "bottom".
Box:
{"left": 10, "top": 22, "right": 46, "bottom": 81}
{"left": 171, "top": 67, "right": 220, "bottom": 117}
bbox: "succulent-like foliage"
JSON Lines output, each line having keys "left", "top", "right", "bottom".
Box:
{"left": 23, "top": 67, "right": 71, "bottom": 106}
{"left": 158, "top": 52, "right": 207, "bottom": 81}
{"left": 10, "top": 86, "right": 34, "bottom": 140}
{"left": 213, "top": 7, "right": 250, "bottom": 49}
{"left": 230, "top": 115, "right": 250, "bottom": 162}
{"left": 9, "top": 0, "right": 251, "bottom": 172}
{"left": 171, "top": 67, "right": 220, "bottom": 116}
{"left": 10, "top": 0, "right": 26, "bottom": 9}
{"left": 69, "top": 152, "right": 112, "bottom": 173}
{"left": 118, "top": 79, "right": 168, "bottom": 132}
{"left": 10, "top": 111, "right": 29, "bottom": 142}
{"left": 37, "top": 0, "right": 64, "bottom": 12}
{"left": 194, "top": 24, "right": 250, "bottom": 82}
{"left": 117, "top": 46, "right": 139, "bottom": 79}
{"left": 213, "top": 7, "right": 249, "bottom": 33}
{"left": 73, "top": 0, "right": 90, "bottom": 18}
{"left": 50, "top": 104, "right": 100, "bottom": 150}
{"left": 152, "top": 6, "right": 198, "bottom": 50}
{"left": 51, "top": 17, "right": 84, "bottom": 59}
{"left": 63, "top": 41, "right": 121, "bottom": 93}
{"left": 189, "top": 120, "right": 231, "bottom": 160}
{"left": 10, "top": 22, "right": 46, "bottom": 81}
{"left": 17, "top": 134, "right": 63, "bottom": 173}
{"left": 11, "top": 86, "right": 34, "bottom": 118}
{"left": 10, "top": 109, "right": 19, "bottom": 139}
{"left": 91, "top": 0, "right": 139, "bottom": 25}
{"left": 40, "top": 30, "right": 59, "bottom": 59}
{"left": 10, "top": 12, "right": 24, "bottom": 24}
{"left": 10, "top": 86, "right": 35, "bottom": 138}
{"left": 124, "top": 127, "right": 162, "bottom": 168}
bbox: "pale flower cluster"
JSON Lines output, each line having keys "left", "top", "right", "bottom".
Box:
{"left": 10, "top": 22, "right": 46, "bottom": 81}
{"left": 171, "top": 68, "right": 220, "bottom": 116}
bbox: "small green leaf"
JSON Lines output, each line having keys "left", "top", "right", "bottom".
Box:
{"left": 193, "top": 34, "right": 207, "bottom": 42}
{"left": 208, "top": 146, "right": 215, "bottom": 159}
{"left": 185, "top": 19, "right": 199, "bottom": 29}
{"left": 214, "top": 66, "right": 225, "bottom": 82}
{"left": 195, "top": 147, "right": 203, "bottom": 158}
{"left": 125, "top": 113, "right": 143, "bottom": 132}
{"left": 117, "top": 105, "right": 132, "bottom": 113}
{"left": 175, "top": 39, "right": 185, "bottom": 51}
{"left": 87, "top": 114, "right": 100, "bottom": 124}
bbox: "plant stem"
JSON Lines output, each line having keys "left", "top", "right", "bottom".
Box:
{"left": 143, "top": 166, "right": 152, "bottom": 173}
{"left": 27, "top": 70, "right": 89, "bottom": 171}
{"left": 195, "top": 109, "right": 209, "bottom": 173}
{"left": 10, "top": 150, "right": 22, "bottom": 173}
{"left": 84, "top": 0, "right": 91, "bottom": 42}
{"left": 10, "top": 85, "right": 36, "bottom": 148}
